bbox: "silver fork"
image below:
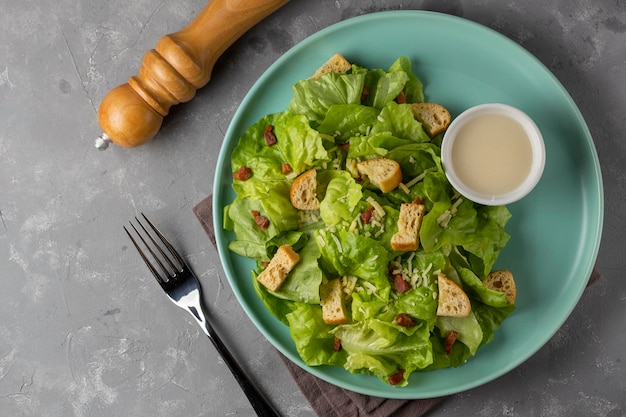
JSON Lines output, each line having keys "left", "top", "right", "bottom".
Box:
{"left": 124, "top": 213, "right": 280, "bottom": 417}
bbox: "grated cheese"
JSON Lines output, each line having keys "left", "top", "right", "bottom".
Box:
{"left": 398, "top": 182, "right": 411, "bottom": 194}
{"left": 407, "top": 252, "right": 415, "bottom": 278}
{"left": 392, "top": 257, "right": 435, "bottom": 291}
{"left": 330, "top": 233, "right": 343, "bottom": 253}
{"left": 450, "top": 197, "right": 463, "bottom": 215}
{"left": 405, "top": 167, "right": 438, "bottom": 188}
{"left": 437, "top": 210, "right": 452, "bottom": 228}
{"left": 341, "top": 276, "right": 358, "bottom": 295}
{"left": 362, "top": 281, "right": 377, "bottom": 295}
{"left": 299, "top": 210, "right": 321, "bottom": 226}
{"left": 365, "top": 197, "right": 386, "bottom": 218}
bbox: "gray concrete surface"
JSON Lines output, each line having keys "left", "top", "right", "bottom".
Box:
{"left": 1, "top": 0, "right": 625, "bottom": 416}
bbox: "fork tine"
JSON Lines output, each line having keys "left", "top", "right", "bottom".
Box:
{"left": 140, "top": 213, "right": 185, "bottom": 268}
{"left": 133, "top": 216, "right": 180, "bottom": 276}
{"left": 123, "top": 224, "right": 165, "bottom": 285}
{"left": 125, "top": 214, "right": 185, "bottom": 285}
{"left": 130, "top": 220, "right": 173, "bottom": 278}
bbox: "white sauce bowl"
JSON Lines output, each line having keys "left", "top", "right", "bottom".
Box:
{"left": 441, "top": 103, "right": 546, "bottom": 206}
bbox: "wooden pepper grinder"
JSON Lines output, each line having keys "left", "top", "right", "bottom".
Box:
{"left": 95, "top": 0, "right": 289, "bottom": 150}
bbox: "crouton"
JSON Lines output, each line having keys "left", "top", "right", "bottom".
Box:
{"left": 483, "top": 270, "right": 517, "bottom": 304}
{"left": 311, "top": 53, "right": 352, "bottom": 80}
{"left": 390, "top": 202, "right": 425, "bottom": 251}
{"left": 356, "top": 158, "right": 403, "bottom": 193}
{"left": 436, "top": 274, "right": 471, "bottom": 317}
{"left": 256, "top": 245, "right": 300, "bottom": 292}
{"left": 411, "top": 103, "right": 451, "bottom": 137}
{"left": 290, "top": 169, "right": 320, "bottom": 210}
{"left": 321, "top": 279, "right": 349, "bottom": 325}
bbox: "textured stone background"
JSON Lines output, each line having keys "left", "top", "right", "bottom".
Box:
{"left": 1, "top": 0, "right": 624, "bottom": 416}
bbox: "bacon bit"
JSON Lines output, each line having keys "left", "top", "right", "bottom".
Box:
{"left": 396, "top": 313, "right": 416, "bottom": 328}
{"left": 264, "top": 125, "right": 277, "bottom": 146}
{"left": 388, "top": 369, "right": 405, "bottom": 386}
{"left": 393, "top": 274, "right": 411, "bottom": 293}
{"left": 232, "top": 166, "right": 252, "bottom": 181}
{"left": 360, "top": 205, "right": 375, "bottom": 224}
{"left": 444, "top": 330, "right": 458, "bottom": 354}
{"left": 338, "top": 142, "right": 350, "bottom": 152}
{"left": 261, "top": 261, "right": 270, "bottom": 268}
{"left": 395, "top": 91, "right": 406, "bottom": 104}
{"left": 281, "top": 163, "right": 292, "bottom": 174}
{"left": 412, "top": 196, "right": 423, "bottom": 205}
{"left": 361, "top": 84, "right": 370, "bottom": 102}
{"left": 333, "top": 337, "right": 342, "bottom": 352}
{"left": 250, "top": 210, "right": 270, "bottom": 229}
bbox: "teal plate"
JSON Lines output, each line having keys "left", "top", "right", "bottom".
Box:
{"left": 213, "top": 11, "right": 603, "bottom": 399}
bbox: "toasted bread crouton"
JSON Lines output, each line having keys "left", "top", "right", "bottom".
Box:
{"left": 411, "top": 103, "right": 451, "bottom": 137}
{"left": 356, "top": 158, "right": 403, "bottom": 193}
{"left": 436, "top": 274, "right": 471, "bottom": 317}
{"left": 320, "top": 279, "right": 349, "bottom": 324}
{"left": 391, "top": 203, "right": 425, "bottom": 251}
{"left": 290, "top": 169, "right": 320, "bottom": 210}
{"left": 483, "top": 270, "right": 517, "bottom": 304}
{"left": 256, "top": 245, "right": 300, "bottom": 292}
{"left": 310, "top": 53, "right": 352, "bottom": 80}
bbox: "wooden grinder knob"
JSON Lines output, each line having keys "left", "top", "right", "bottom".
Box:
{"left": 97, "top": 0, "right": 289, "bottom": 149}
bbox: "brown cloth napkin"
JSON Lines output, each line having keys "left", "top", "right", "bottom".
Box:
{"left": 193, "top": 195, "right": 600, "bottom": 417}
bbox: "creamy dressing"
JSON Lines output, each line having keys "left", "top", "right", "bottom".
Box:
{"left": 450, "top": 114, "right": 533, "bottom": 196}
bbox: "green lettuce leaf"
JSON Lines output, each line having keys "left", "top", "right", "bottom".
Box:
{"left": 230, "top": 112, "right": 330, "bottom": 199}
{"left": 370, "top": 101, "right": 430, "bottom": 143}
{"left": 288, "top": 72, "right": 366, "bottom": 124}
{"left": 332, "top": 319, "right": 433, "bottom": 386}
{"left": 463, "top": 206, "right": 512, "bottom": 277}
{"left": 315, "top": 228, "right": 390, "bottom": 297}
{"left": 318, "top": 170, "right": 363, "bottom": 225}
{"left": 435, "top": 312, "right": 483, "bottom": 356}
{"left": 286, "top": 302, "right": 348, "bottom": 366}
{"left": 317, "top": 104, "right": 380, "bottom": 142}
{"left": 363, "top": 68, "right": 408, "bottom": 109}
{"left": 387, "top": 56, "right": 424, "bottom": 103}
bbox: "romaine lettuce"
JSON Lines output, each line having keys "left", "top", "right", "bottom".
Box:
{"left": 224, "top": 56, "right": 514, "bottom": 387}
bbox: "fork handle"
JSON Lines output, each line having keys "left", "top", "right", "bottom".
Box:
{"left": 201, "top": 319, "right": 281, "bottom": 416}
